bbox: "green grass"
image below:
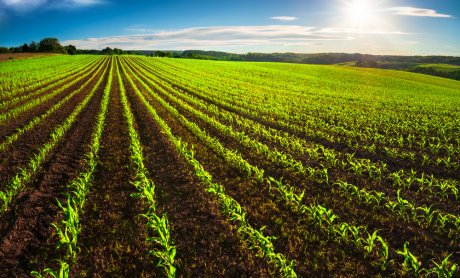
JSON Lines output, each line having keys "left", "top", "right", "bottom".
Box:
{"left": 413, "top": 63, "right": 460, "bottom": 72}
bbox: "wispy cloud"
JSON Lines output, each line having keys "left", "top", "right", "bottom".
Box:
{"left": 318, "top": 27, "right": 409, "bottom": 35}
{"left": 124, "top": 24, "right": 161, "bottom": 33}
{"left": 63, "top": 25, "right": 409, "bottom": 51}
{"left": 0, "top": 0, "right": 104, "bottom": 12}
{"left": 1, "top": 0, "right": 46, "bottom": 11}
{"left": 54, "top": 0, "right": 105, "bottom": 8}
{"left": 271, "top": 16, "right": 298, "bottom": 21}
{"left": 388, "top": 7, "right": 453, "bottom": 18}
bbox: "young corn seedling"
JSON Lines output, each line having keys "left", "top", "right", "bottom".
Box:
{"left": 397, "top": 242, "right": 427, "bottom": 276}
{"left": 430, "top": 254, "right": 458, "bottom": 278}
{"left": 31, "top": 260, "right": 70, "bottom": 278}
{"left": 415, "top": 205, "right": 437, "bottom": 227}
{"left": 145, "top": 213, "right": 177, "bottom": 277}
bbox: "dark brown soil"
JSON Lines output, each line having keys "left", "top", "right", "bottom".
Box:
{"left": 123, "top": 64, "right": 271, "bottom": 277}
{"left": 0, "top": 58, "right": 103, "bottom": 115}
{"left": 0, "top": 57, "right": 106, "bottom": 138}
{"left": 0, "top": 58, "right": 109, "bottom": 277}
{"left": 122, "top": 58, "right": 383, "bottom": 277}
{"left": 128, "top": 57, "right": 460, "bottom": 267}
{"left": 72, "top": 63, "right": 153, "bottom": 277}
{"left": 0, "top": 59, "right": 107, "bottom": 187}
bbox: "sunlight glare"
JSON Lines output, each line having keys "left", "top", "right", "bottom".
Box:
{"left": 344, "top": 0, "right": 375, "bottom": 27}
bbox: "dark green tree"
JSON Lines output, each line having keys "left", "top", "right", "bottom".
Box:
{"left": 101, "top": 47, "right": 113, "bottom": 55}
{"left": 38, "top": 37, "right": 65, "bottom": 53}
{"left": 29, "top": 41, "right": 38, "bottom": 52}
{"left": 21, "top": 43, "right": 30, "bottom": 52}
{"left": 65, "top": 44, "right": 77, "bottom": 55}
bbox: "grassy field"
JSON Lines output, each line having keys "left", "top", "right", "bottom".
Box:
{"left": 414, "top": 63, "right": 460, "bottom": 72}
{"left": 0, "top": 55, "right": 459, "bottom": 277}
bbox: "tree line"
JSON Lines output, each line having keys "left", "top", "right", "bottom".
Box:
{"left": 0, "top": 38, "right": 138, "bottom": 56}
{"left": 0, "top": 38, "right": 78, "bottom": 55}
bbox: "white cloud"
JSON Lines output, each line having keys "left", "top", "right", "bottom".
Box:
{"left": 318, "top": 28, "right": 409, "bottom": 35}
{"left": 1, "top": 0, "right": 46, "bottom": 11}
{"left": 0, "top": 0, "right": 103, "bottom": 12}
{"left": 271, "top": 16, "right": 298, "bottom": 21}
{"left": 388, "top": 7, "right": 452, "bottom": 18}
{"left": 63, "top": 25, "right": 411, "bottom": 51}
{"left": 53, "top": 0, "right": 105, "bottom": 8}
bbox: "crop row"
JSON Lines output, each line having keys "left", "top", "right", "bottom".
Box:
{"left": 140, "top": 58, "right": 460, "bottom": 171}
{"left": 0, "top": 58, "right": 107, "bottom": 214}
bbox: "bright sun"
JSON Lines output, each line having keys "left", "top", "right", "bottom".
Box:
{"left": 344, "top": 0, "right": 376, "bottom": 27}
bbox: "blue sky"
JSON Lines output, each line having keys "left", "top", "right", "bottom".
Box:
{"left": 0, "top": 0, "right": 459, "bottom": 55}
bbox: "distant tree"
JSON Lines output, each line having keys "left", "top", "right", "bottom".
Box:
{"left": 9, "top": 46, "right": 21, "bottom": 53}
{"left": 113, "top": 48, "right": 123, "bottom": 55}
{"left": 0, "top": 47, "right": 9, "bottom": 54}
{"left": 154, "top": 51, "right": 174, "bottom": 58}
{"left": 101, "top": 47, "right": 113, "bottom": 55}
{"left": 38, "top": 37, "right": 65, "bottom": 53}
{"left": 29, "top": 41, "right": 38, "bottom": 52}
{"left": 65, "top": 44, "right": 77, "bottom": 55}
{"left": 21, "top": 43, "right": 30, "bottom": 52}
{"left": 356, "top": 58, "right": 378, "bottom": 68}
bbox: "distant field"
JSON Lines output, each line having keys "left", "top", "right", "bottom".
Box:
{"left": 0, "top": 55, "right": 459, "bottom": 277}
{"left": 414, "top": 63, "right": 460, "bottom": 72}
{"left": 0, "top": 52, "right": 60, "bottom": 62}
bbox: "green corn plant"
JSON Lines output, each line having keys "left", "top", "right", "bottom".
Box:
{"left": 348, "top": 225, "right": 364, "bottom": 248}
{"left": 31, "top": 260, "right": 70, "bottom": 278}
{"left": 416, "top": 205, "right": 437, "bottom": 227}
{"left": 363, "top": 230, "right": 384, "bottom": 259}
{"left": 145, "top": 213, "right": 177, "bottom": 278}
{"left": 430, "top": 254, "right": 458, "bottom": 278}
{"left": 335, "top": 223, "right": 351, "bottom": 244}
{"left": 52, "top": 198, "right": 79, "bottom": 262}
{"left": 397, "top": 242, "right": 427, "bottom": 276}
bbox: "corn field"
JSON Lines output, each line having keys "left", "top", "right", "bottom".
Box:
{"left": 0, "top": 55, "right": 459, "bottom": 277}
